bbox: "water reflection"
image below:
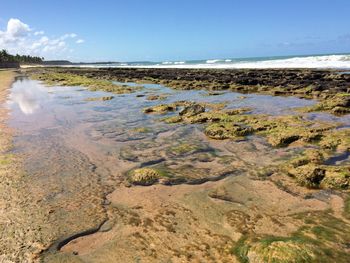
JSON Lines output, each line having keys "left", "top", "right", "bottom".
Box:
{"left": 8, "top": 77, "right": 50, "bottom": 115}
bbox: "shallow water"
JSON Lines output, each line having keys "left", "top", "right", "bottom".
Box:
{"left": 7, "top": 77, "right": 350, "bottom": 259}
{"left": 7, "top": 77, "right": 318, "bottom": 179}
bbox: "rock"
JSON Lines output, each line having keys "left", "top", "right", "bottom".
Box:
{"left": 179, "top": 104, "right": 205, "bottom": 117}
{"left": 291, "top": 164, "right": 325, "bottom": 188}
{"left": 267, "top": 132, "right": 301, "bottom": 147}
{"left": 204, "top": 122, "right": 253, "bottom": 140}
{"left": 146, "top": 95, "right": 160, "bottom": 100}
{"left": 207, "top": 91, "right": 222, "bottom": 96}
{"left": 163, "top": 116, "right": 183, "bottom": 124}
{"left": 331, "top": 106, "right": 350, "bottom": 115}
{"left": 143, "top": 104, "right": 176, "bottom": 114}
{"left": 329, "top": 94, "right": 350, "bottom": 108}
{"left": 128, "top": 168, "right": 161, "bottom": 186}
{"left": 146, "top": 94, "right": 167, "bottom": 101}
{"left": 224, "top": 108, "right": 252, "bottom": 115}
{"left": 304, "top": 94, "right": 350, "bottom": 116}
{"left": 321, "top": 166, "right": 350, "bottom": 189}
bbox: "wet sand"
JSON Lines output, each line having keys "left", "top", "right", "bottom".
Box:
{"left": 1, "top": 68, "right": 350, "bottom": 262}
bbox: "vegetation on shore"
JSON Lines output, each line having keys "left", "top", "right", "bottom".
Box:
{"left": 0, "top": 49, "right": 43, "bottom": 64}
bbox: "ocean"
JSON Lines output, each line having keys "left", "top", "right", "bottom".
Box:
{"left": 72, "top": 53, "right": 350, "bottom": 69}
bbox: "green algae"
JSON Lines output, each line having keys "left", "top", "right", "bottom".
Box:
{"left": 147, "top": 101, "right": 332, "bottom": 146}
{"left": 128, "top": 168, "right": 165, "bottom": 186}
{"left": 299, "top": 93, "right": 350, "bottom": 116}
{"left": 163, "top": 115, "right": 183, "bottom": 124}
{"left": 319, "top": 129, "right": 350, "bottom": 152}
{"left": 145, "top": 100, "right": 350, "bottom": 189}
{"left": 30, "top": 71, "right": 142, "bottom": 94}
{"left": 232, "top": 235, "right": 317, "bottom": 263}
{"left": 232, "top": 210, "right": 350, "bottom": 263}
{"left": 132, "top": 127, "right": 151, "bottom": 133}
{"left": 143, "top": 103, "right": 177, "bottom": 114}
{"left": 0, "top": 153, "right": 15, "bottom": 166}
{"left": 282, "top": 148, "right": 350, "bottom": 189}
{"left": 168, "top": 143, "right": 202, "bottom": 156}
{"left": 205, "top": 122, "right": 253, "bottom": 140}
{"left": 146, "top": 94, "right": 168, "bottom": 101}
{"left": 344, "top": 196, "right": 350, "bottom": 219}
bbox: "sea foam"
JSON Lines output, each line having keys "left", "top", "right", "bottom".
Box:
{"left": 70, "top": 54, "right": 350, "bottom": 69}
{"left": 149, "top": 54, "right": 350, "bottom": 69}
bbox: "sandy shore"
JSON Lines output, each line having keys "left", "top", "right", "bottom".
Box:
{"left": 0, "top": 71, "right": 51, "bottom": 262}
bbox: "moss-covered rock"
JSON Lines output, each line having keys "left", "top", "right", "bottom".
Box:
{"left": 286, "top": 159, "right": 349, "bottom": 189}
{"left": 301, "top": 93, "right": 350, "bottom": 115}
{"left": 291, "top": 164, "right": 326, "bottom": 188}
{"left": 128, "top": 168, "right": 162, "bottom": 186}
{"left": 162, "top": 116, "right": 183, "bottom": 124}
{"left": 179, "top": 103, "right": 205, "bottom": 117}
{"left": 205, "top": 122, "right": 253, "bottom": 140}
{"left": 143, "top": 104, "right": 177, "bottom": 114}
{"left": 319, "top": 129, "right": 350, "bottom": 151}
{"left": 331, "top": 106, "right": 350, "bottom": 115}
{"left": 283, "top": 149, "right": 325, "bottom": 171}
{"left": 30, "top": 71, "right": 142, "bottom": 94}
{"left": 320, "top": 166, "right": 350, "bottom": 189}
{"left": 146, "top": 94, "right": 167, "bottom": 101}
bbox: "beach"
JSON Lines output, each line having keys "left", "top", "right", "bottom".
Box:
{"left": 0, "top": 67, "right": 349, "bottom": 262}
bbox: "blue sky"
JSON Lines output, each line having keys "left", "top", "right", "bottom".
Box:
{"left": 1, "top": 0, "right": 349, "bottom": 62}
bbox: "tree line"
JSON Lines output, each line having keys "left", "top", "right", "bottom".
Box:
{"left": 0, "top": 49, "right": 43, "bottom": 64}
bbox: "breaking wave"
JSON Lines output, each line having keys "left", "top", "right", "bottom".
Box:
{"left": 70, "top": 53, "right": 350, "bottom": 69}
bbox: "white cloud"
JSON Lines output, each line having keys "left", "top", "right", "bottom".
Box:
{"left": 34, "top": 30, "right": 44, "bottom": 36}
{"left": 61, "top": 33, "right": 77, "bottom": 40}
{"left": 0, "top": 18, "right": 30, "bottom": 45}
{"left": 7, "top": 18, "right": 30, "bottom": 37}
{"left": 0, "top": 18, "right": 83, "bottom": 60}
